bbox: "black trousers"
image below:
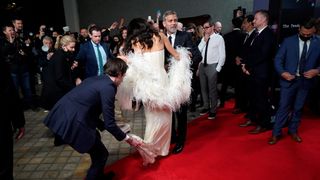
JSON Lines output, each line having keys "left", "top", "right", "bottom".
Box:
{"left": 247, "top": 76, "right": 272, "bottom": 128}
{"left": 190, "top": 75, "right": 202, "bottom": 109}
{"left": 86, "top": 132, "right": 109, "bottom": 180}
{"left": 171, "top": 104, "right": 188, "bottom": 145}
{"left": 234, "top": 70, "right": 249, "bottom": 111}
{"left": 219, "top": 66, "right": 236, "bottom": 105}
{"left": 0, "top": 129, "right": 13, "bottom": 180}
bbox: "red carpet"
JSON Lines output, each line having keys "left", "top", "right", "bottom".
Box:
{"left": 105, "top": 101, "right": 320, "bottom": 180}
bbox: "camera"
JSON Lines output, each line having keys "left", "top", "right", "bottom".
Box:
{"left": 233, "top": 6, "right": 246, "bottom": 18}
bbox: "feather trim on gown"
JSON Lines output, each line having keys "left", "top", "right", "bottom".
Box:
{"left": 117, "top": 47, "right": 192, "bottom": 111}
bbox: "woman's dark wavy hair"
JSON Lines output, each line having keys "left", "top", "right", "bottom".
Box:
{"left": 124, "top": 18, "right": 160, "bottom": 54}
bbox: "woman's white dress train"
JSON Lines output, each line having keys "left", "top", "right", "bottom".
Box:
{"left": 117, "top": 48, "right": 192, "bottom": 165}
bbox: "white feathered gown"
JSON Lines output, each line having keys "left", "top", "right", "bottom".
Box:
{"left": 117, "top": 48, "right": 192, "bottom": 165}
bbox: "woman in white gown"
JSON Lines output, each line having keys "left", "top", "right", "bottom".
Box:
{"left": 117, "top": 18, "right": 192, "bottom": 165}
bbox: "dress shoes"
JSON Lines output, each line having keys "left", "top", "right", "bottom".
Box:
{"left": 199, "top": 108, "right": 209, "bottom": 115}
{"left": 208, "top": 112, "right": 216, "bottom": 120}
{"left": 189, "top": 106, "right": 196, "bottom": 112}
{"left": 170, "top": 138, "right": 177, "bottom": 144}
{"left": 219, "top": 102, "right": 225, "bottom": 108}
{"left": 232, "top": 108, "right": 242, "bottom": 114}
{"left": 248, "top": 126, "right": 267, "bottom": 134}
{"left": 239, "top": 120, "right": 252, "bottom": 127}
{"left": 172, "top": 143, "right": 184, "bottom": 154}
{"left": 268, "top": 136, "right": 281, "bottom": 145}
{"left": 54, "top": 136, "right": 66, "bottom": 146}
{"left": 98, "top": 171, "right": 115, "bottom": 180}
{"left": 289, "top": 133, "right": 302, "bottom": 143}
{"left": 244, "top": 113, "right": 250, "bottom": 119}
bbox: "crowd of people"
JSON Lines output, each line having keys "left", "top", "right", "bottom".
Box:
{"left": 1, "top": 8, "right": 320, "bottom": 180}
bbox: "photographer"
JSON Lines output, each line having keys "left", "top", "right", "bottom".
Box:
{"left": 12, "top": 18, "right": 38, "bottom": 108}
{"left": 2, "top": 24, "right": 34, "bottom": 110}
{"left": 34, "top": 25, "right": 49, "bottom": 51}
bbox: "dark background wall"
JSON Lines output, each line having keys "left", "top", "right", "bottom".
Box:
{"left": 269, "top": 0, "right": 320, "bottom": 43}
{"left": 76, "top": 0, "right": 254, "bottom": 33}
{"left": 1, "top": 0, "right": 254, "bottom": 34}
{"left": 1, "top": 0, "right": 319, "bottom": 38}
{"left": 0, "top": 0, "right": 65, "bottom": 34}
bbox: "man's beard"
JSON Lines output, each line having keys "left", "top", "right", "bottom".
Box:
{"left": 168, "top": 27, "right": 177, "bottom": 34}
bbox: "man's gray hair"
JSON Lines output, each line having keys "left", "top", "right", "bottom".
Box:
{"left": 162, "top": 10, "right": 178, "bottom": 21}
{"left": 42, "top": 36, "right": 53, "bottom": 42}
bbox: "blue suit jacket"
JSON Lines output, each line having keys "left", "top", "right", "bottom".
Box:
{"left": 274, "top": 35, "right": 320, "bottom": 88}
{"left": 76, "top": 41, "right": 112, "bottom": 78}
{"left": 43, "top": 75, "right": 126, "bottom": 153}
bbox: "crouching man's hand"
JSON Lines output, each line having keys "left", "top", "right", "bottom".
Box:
{"left": 125, "top": 134, "right": 142, "bottom": 147}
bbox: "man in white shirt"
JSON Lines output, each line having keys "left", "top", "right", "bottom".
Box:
{"left": 198, "top": 21, "right": 225, "bottom": 119}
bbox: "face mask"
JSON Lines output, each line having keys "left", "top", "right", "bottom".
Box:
{"left": 65, "top": 51, "right": 75, "bottom": 60}
{"left": 41, "top": 45, "right": 49, "bottom": 52}
{"left": 299, "top": 34, "right": 311, "bottom": 42}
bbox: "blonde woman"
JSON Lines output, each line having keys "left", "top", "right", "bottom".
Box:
{"left": 41, "top": 35, "right": 80, "bottom": 109}
{"left": 41, "top": 35, "right": 80, "bottom": 145}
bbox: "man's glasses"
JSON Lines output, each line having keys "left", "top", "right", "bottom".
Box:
{"left": 203, "top": 26, "right": 211, "bottom": 29}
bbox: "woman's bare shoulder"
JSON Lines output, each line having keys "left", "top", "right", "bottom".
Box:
{"left": 153, "top": 33, "right": 163, "bottom": 42}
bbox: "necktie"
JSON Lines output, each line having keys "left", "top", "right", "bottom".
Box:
{"left": 250, "top": 30, "right": 259, "bottom": 45}
{"left": 168, "top": 35, "right": 173, "bottom": 45}
{"left": 203, "top": 37, "right": 210, "bottom": 67}
{"left": 299, "top": 41, "right": 308, "bottom": 75}
{"left": 96, "top": 45, "right": 104, "bottom": 75}
{"left": 243, "top": 33, "right": 249, "bottom": 44}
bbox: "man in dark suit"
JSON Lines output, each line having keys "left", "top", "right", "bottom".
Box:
{"left": 220, "top": 17, "right": 246, "bottom": 110}
{"left": 237, "top": 15, "right": 257, "bottom": 127}
{"left": 269, "top": 18, "right": 320, "bottom": 145}
{"left": 76, "top": 26, "right": 113, "bottom": 79}
{"left": 163, "top": 10, "right": 202, "bottom": 154}
{"left": 0, "top": 33, "right": 25, "bottom": 180}
{"left": 77, "top": 26, "right": 130, "bottom": 134}
{"left": 43, "top": 58, "right": 141, "bottom": 180}
{"left": 242, "top": 10, "right": 276, "bottom": 134}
